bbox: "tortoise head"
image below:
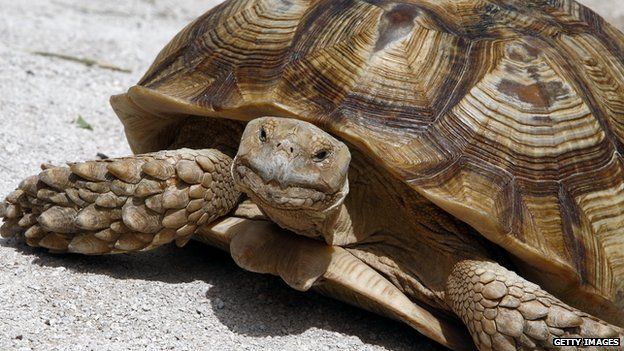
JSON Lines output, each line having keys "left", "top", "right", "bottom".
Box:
{"left": 232, "top": 117, "right": 351, "bottom": 213}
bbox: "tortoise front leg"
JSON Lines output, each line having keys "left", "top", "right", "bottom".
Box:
{"left": 446, "top": 260, "right": 623, "bottom": 350}
{"left": 0, "top": 149, "right": 240, "bottom": 254}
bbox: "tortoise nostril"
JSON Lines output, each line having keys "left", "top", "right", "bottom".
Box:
{"left": 275, "top": 140, "right": 296, "bottom": 154}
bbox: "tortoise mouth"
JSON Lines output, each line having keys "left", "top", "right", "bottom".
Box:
{"left": 232, "top": 162, "right": 338, "bottom": 212}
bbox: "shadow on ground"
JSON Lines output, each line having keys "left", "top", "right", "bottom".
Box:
{"left": 1, "top": 238, "right": 447, "bottom": 351}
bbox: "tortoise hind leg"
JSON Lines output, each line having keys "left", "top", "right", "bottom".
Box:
{"left": 0, "top": 149, "right": 240, "bottom": 254}
{"left": 446, "top": 260, "right": 622, "bottom": 350}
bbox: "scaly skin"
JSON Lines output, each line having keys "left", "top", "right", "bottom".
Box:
{"left": 3, "top": 117, "right": 623, "bottom": 350}
{"left": 0, "top": 149, "right": 239, "bottom": 253}
{"left": 233, "top": 118, "right": 624, "bottom": 351}
{"left": 446, "top": 260, "right": 623, "bottom": 350}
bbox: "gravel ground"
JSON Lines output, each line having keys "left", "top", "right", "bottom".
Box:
{"left": 0, "top": 1, "right": 622, "bottom": 351}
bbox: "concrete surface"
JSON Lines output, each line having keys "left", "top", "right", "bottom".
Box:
{"left": 0, "top": 1, "right": 622, "bottom": 350}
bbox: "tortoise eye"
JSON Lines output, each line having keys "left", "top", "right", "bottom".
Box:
{"left": 313, "top": 150, "right": 330, "bottom": 162}
{"left": 259, "top": 127, "right": 267, "bottom": 142}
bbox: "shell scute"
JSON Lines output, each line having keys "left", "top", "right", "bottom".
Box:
{"left": 111, "top": 0, "right": 624, "bottom": 324}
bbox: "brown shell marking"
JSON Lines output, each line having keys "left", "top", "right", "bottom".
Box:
{"left": 116, "top": 0, "right": 624, "bottom": 323}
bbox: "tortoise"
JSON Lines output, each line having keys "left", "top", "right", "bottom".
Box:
{"left": 1, "top": 0, "right": 624, "bottom": 349}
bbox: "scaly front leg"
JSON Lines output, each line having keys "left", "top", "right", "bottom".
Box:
{"left": 0, "top": 149, "right": 240, "bottom": 254}
{"left": 446, "top": 260, "right": 623, "bottom": 350}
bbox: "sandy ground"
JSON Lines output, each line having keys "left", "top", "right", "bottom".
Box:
{"left": 0, "top": 1, "right": 622, "bottom": 350}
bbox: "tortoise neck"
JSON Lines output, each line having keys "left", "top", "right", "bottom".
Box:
{"left": 341, "top": 148, "right": 493, "bottom": 310}
{"left": 251, "top": 182, "right": 356, "bottom": 245}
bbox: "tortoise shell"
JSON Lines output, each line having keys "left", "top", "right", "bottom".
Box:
{"left": 111, "top": 0, "right": 624, "bottom": 324}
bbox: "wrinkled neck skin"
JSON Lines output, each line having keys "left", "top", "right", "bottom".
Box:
{"left": 258, "top": 147, "right": 493, "bottom": 312}
{"left": 253, "top": 180, "right": 357, "bottom": 245}
{"left": 171, "top": 117, "right": 493, "bottom": 312}
{"left": 345, "top": 150, "right": 493, "bottom": 311}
